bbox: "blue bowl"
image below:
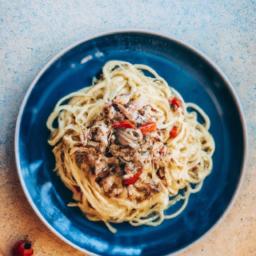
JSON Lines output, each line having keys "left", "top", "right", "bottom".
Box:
{"left": 15, "top": 31, "right": 247, "bottom": 256}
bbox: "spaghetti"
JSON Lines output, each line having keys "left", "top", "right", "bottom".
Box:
{"left": 47, "top": 61, "right": 215, "bottom": 233}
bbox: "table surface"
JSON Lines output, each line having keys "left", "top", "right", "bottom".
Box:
{"left": 0, "top": 1, "right": 255, "bottom": 255}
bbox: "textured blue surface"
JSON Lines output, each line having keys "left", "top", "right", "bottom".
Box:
{"left": 16, "top": 32, "right": 246, "bottom": 256}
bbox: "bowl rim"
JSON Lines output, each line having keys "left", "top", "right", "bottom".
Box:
{"left": 14, "top": 29, "right": 248, "bottom": 256}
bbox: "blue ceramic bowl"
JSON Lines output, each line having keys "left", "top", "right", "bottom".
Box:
{"left": 15, "top": 31, "right": 247, "bottom": 256}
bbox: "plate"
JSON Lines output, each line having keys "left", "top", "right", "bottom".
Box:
{"left": 15, "top": 31, "right": 247, "bottom": 256}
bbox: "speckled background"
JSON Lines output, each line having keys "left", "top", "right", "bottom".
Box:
{"left": 0, "top": 1, "right": 255, "bottom": 255}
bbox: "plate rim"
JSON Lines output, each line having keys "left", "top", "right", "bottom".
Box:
{"left": 14, "top": 29, "right": 248, "bottom": 256}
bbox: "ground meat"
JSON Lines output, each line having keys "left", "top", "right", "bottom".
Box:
{"left": 89, "top": 121, "right": 110, "bottom": 152}
{"left": 103, "top": 104, "right": 116, "bottom": 120}
{"left": 74, "top": 98, "right": 168, "bottom": 201}
{"left": 101, "top": 175, "right": 123, "bottom": 197}
{"left": 113, "top": 101, "right": 137, "bottom": 121}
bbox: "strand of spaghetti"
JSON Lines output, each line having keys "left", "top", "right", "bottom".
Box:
{"left": 165, "top": 187, "right": 191, "bottom": 219}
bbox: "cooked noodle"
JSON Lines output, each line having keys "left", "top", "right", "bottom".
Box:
{"left": 47, "top": 61, "right": 215, "bottom": 233}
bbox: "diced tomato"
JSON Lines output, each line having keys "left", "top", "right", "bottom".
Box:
{"left": 112, "top": 120, "right": 135, "bottom": 129}
{"left": 123, "top": 168, "right": 143, "bottom": 186}
{"left": 139, "top": 122, "right": 157, "bottom": 135}
{"left": 169, "top": 126, "right": 179, "bottom": 139}
{"left": 169, "top": 97, "right": 182, "bottom": 110}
